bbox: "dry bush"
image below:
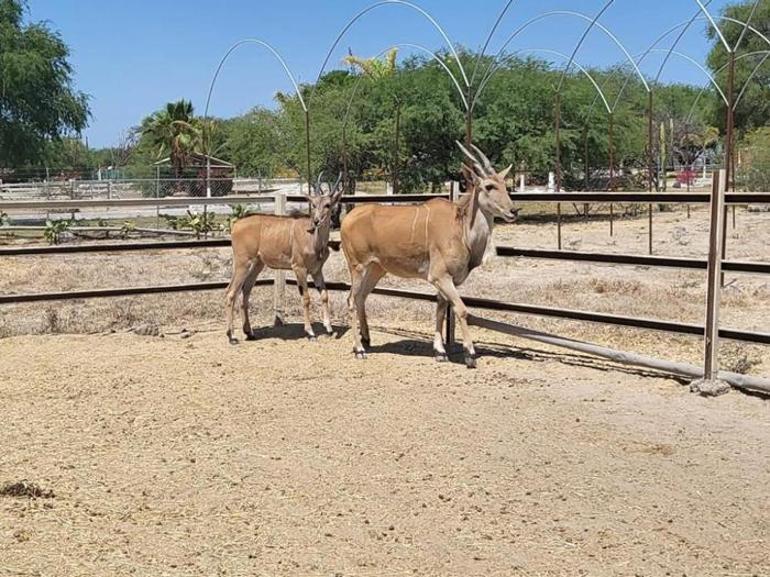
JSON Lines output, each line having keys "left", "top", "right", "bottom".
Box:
{"left": 589, "top": 278, "right": 642, "bottom": 295}
{"left": 720, "top": 342, "right": 763, "bottom": 375}
{"left": 0, "top": 480, "right": 55, "bottom": 499}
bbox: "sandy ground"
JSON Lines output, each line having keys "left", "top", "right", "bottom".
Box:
{"left": 1, "top": 205, "right": 769, "bottom": 576}
{"left": 1, "top": 326, "right": 769, "bottom": 577}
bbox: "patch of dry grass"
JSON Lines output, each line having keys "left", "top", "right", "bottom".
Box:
{"left": 0, "top": 480, "right": 55, "bottom": 499}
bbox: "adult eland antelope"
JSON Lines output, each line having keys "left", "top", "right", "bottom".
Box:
{"left": 225, "top": 174, "right": 343, "bottom": 344}
{"left": 341, "top": 143, "right": 518, "bottom": 368}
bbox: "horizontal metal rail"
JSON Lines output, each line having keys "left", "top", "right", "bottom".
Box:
{"left": 1, "top": 278, "right": 766, "bottom": 345}
{"left": 317, "top": 193, "right": 451, "bottom": 204}
{"left": 0, "top": 225, "right": 198, "bottom": 236}
{"left": 0, "top": 239, "right": 231, "bottom": 255}
{"left": 2, "top": 191, "right": 767, "bottom": 211}
{"left": 284, "top": 279, "right": 770, "bottom": 346}
{"left": 3, "top": 241, "right": 767, "bottom": 277}
{"left": 496, "top": 247, "right": 770, "bottom": 276}
{"left": 0, "top": 281, "right": 233, "bottom": 304}
{"left": 508, "top": 192, "right": 768, "bottom": 204}
{"left": 0, "top": 195, "right": 276, "bottom": 211}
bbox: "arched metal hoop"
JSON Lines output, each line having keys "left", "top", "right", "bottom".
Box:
{"left": 686, "top": 50, "right": 770, "bottom": 121}
{"left": 693, "top": 0, "right": 731, "bottom": 52}
{"left": 470, "top": 0, "right": 521, "bottom": 87}
{"left": 340, "top": 43, "right": 469, "bottom": 141}
{"left": 203, "top": 38, "right": 307, "bottom": 192}
{"left": 476, "top": 48, "right": 612, "bottom": 115}
{"left": 479, "top": 48, "right": 612, "bottom": 115}
{"left": 555, "top": 0, "right": 617, "bottom": 94}
{"left": 474, "top": 7, "right": 648, "bottom": 110}
{"left": 647, "top": 48, "right": 729, "bottom": 105}
{"left": 204, "top": 38, "right": 306, "bottom": 120}
{"left": 312, "top": 0, "right": 469, "bottom": 105}
{"left": 603, "top": 13, "right": 770, "bottom": 116}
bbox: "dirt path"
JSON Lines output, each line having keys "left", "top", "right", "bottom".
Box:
{"left": 1, "top": 326, "right": 768, "bottom": 576}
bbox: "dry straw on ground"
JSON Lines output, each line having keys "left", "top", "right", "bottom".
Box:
{"left": 1, "top": 205, "right": 768, "bottom": 576}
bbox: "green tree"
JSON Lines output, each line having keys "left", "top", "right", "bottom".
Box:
{"left": 707, "top": 0, "right": 770, "bottom": 133}
{"left": 738, "top": 127, "right": 770, "bottom": 191}
{"left": 140, "top": 100, "right": 202, "bottom": 181}
{"left": 222, "top": 108, "right": 286, "bottom": 177}
{"left": 0, "top": 0, "right": 89, "bottom": 167}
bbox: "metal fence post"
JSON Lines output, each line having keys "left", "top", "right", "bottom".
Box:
{"left": 694, "top": 169, "right": 729, "bottom": 396}
{"left": 648, "top": 203, "right": 653, "bottom": 255}
{"left": 273, "top": 191, "right": 286, "bottom": 326}
{"left": 155, "top": 168, "right": 161, "bottom": 228}
{"left": 445, "top": 181, "right": 456, "bottom": 349}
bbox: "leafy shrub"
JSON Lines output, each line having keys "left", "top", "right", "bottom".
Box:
{"left": 44, "top": 219, "right": 71, "bottom": 245}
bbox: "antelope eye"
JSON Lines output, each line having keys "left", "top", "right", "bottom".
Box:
{"left": 485, "top": 183, "right": 496, "bottom": 192}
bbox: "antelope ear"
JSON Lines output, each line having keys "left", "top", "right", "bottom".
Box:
{"left": 463, "top": 163, "right": 482, "bottom": 185}
{"left": 467, "top": 171, "right": 482, "bottom": 226}
{"left": 498, "top": 164, "right": 513, "bottom": 180}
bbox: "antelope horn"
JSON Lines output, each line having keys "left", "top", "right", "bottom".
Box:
{"left": 471, "top": 144, "right": 494, "bottom": 174}
{"left": 329, "top": 172, "right": 343, "bottom": 195}
{"left": 314, "top": 171, "right": 324, "bottom": 196}
{"left": 455, "top": 141, "right": 486, "bottom": 177}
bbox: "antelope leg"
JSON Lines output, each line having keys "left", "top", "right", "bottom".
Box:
{"left": 348, "top": 267, "right": 366, "bottom": 358}
{"left": 294, "top": 268, "right": 315, "bottom": 340}
{"left": 225, "top": 257, "right": 254, "bottom": 344}
{"left": 241, "top": 260, "right": 264, "bottom": 339}
{"left": 432, "top": 275, "right": 476, "bottom": 368}
{"left": 433, "top": 292, "right": 449, "bottom": 361}
{"left": 357, "top": 264, "right": 385, "bottom": 348}
{"left": 311, "top": 271, "right": 334, "bottom": 335}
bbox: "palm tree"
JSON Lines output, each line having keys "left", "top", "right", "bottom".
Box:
{"left": 343, "top": 49, "right": 402, "bottom": 192}
{"left": 343, "top": 48, "right": 398, "bottom": 80}
{"left": 142, "top": 100, "right": 202, "bottom": 187}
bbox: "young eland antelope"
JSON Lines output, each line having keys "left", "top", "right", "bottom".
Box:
{"left": 225, "top": 174, "right": 343, "bottom": 344}
{"left": 341, "top": 143, "right": 518, "bottom": 368}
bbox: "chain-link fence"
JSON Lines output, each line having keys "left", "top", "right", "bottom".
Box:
{"left": 0, "top": 177, "right": 306, "bottom": 201}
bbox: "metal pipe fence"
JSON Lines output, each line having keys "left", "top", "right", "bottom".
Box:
{"left": 3, "top": 241, "right": 768, "bottom": 278}
{"left": 1, "top": 177, "right": 768, "bottom": 391}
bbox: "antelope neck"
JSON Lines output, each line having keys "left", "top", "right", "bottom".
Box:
{"left": 312, "top": 219, "right": 331, "bottom": 256}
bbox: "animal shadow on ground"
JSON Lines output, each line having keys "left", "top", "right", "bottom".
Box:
{"left": 374, "top": 327, "right": 690, "bottom": 384}
{"left": 367, "top": 327, "right": 530, "bottom": 366}
{"left": 246, "top": 323, "right": 349, "bottom": 342}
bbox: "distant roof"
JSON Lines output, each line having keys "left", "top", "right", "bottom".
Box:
{"left": 153, "top": 152, "right": 234, "bottom": 168}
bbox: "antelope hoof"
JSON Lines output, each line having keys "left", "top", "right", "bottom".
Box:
{"left": 354, "top": 349, "right": 367, "bottom": 360}
{"left": 244, "top": 332, "right": 257, "bottom": 341}
{"left": 307, "top": 333, "right": 317, "bottom": 342}
{"left": 464, "top": 352, "right": 477, "bottom": 369}
{"left": 228, "top": 336, "right": 239, "bottom": 346}
{"left": 434, "top": 351, "right": 449, "bottom": 363}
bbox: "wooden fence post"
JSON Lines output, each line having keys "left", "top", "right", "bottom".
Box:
{"left": 273, "top": 191, "right": 286, "bottom": 326}
{"left": 445, "top": 181, "right": 456, "bottom": 349}
{"left": 692, "top": 169, "right": 729, "bottom": 396}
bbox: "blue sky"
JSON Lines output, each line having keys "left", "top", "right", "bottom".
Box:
{"left": 28, "top": 0, "right": 735, "bottom": 148}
